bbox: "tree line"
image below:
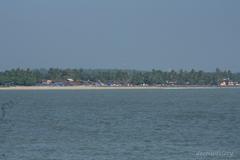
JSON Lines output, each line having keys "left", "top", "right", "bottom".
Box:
{"left": 0, "top": 68, "right": 240, "bottom": 86}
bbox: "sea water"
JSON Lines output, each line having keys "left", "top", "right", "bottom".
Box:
{"left": 0, "top": 89, "right": 240, "bottom": 160}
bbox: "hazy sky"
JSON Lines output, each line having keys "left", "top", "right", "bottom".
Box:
{"left": 1, "top": 0, "right": 240, "bottom": 71}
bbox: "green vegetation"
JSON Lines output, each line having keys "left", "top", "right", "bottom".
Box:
{"left": 0, "top": 68, "right": 240, "bottom": 86}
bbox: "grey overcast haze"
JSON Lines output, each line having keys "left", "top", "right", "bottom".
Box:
{"left": 0, "top": 0, "right": 240, "bottom": 71}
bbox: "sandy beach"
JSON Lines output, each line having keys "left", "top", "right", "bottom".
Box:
{"left": 0, "top": 86, "right": 224, "bottom": 90}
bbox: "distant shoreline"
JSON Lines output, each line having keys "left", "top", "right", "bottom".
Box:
{"left": 0, "top": 86, "right": 239, "bottom": 90}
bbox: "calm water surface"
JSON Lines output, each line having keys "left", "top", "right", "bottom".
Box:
{"left": 0, "top": 89, "right": 240, "bottom": 160}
